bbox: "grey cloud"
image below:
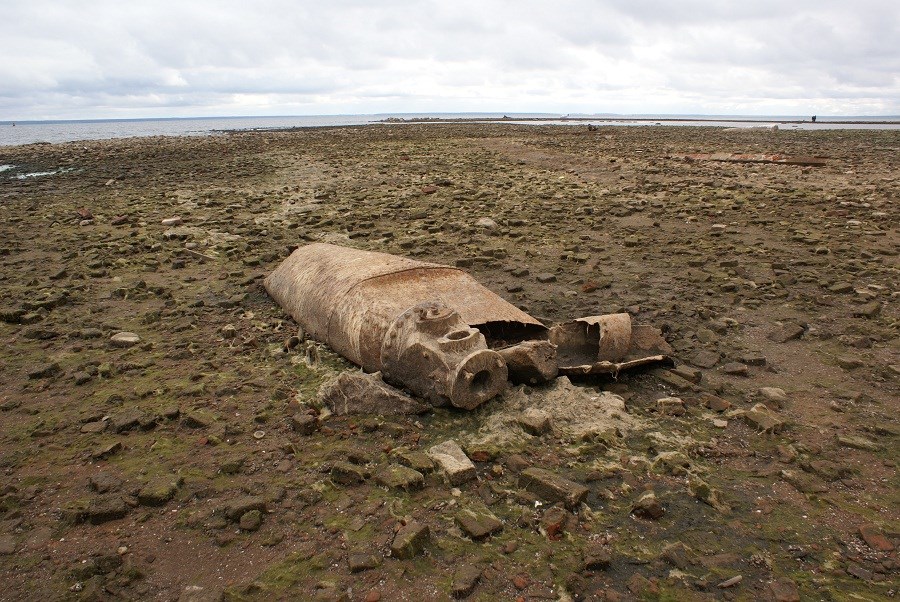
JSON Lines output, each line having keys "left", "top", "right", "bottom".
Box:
{"left": 1, "top": 0, "right": 898, "bottom": 119}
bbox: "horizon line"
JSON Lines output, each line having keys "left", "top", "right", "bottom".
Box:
{"left": 4, "top": 111, "right": 900, "bottom": 125}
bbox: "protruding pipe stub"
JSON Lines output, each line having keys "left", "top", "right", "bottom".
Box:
{"left": 381, "top": 301, "right": 507, "bottom": 409}
{"left": 448, "top": 350, "right": 508, "bottom": 410}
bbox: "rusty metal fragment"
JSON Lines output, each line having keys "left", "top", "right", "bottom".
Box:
{"left": 498, "top": 340, "right": 559, "bottom": 384}
{"left": 676, "top": 153, "right": 826, "bottom": 167}
{"left": 550, "top": 314, "right": 672, "bottom": 375}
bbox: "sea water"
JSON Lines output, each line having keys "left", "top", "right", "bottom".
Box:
{"left": 1, "top": 113, "right": 898, "bottom": 147}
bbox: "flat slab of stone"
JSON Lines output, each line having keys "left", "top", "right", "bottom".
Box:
{"left": 393, "top": 450, "right": 435, "bottom": 473}
{"left": 110, "top": 332, "right": 141, "bottom": 347}
{"left": 427, "top": 440, "right": 476, "bottom": 485}
{"left": 519, "top": 467, "right": 589, "bottom": 509}
{"left": 137, "top": 476, "right": 180, "bottom": 506}
{"left": 374, "top": 464, "right": 425, "bottom": 490}
{"left": 455, "top": 508, "right": 503, "bottom": 540}
{"left": 767, "top": 323, "right": 805, "bottom": 343}
{"left": 743, "top": 403, "right": 785, "bottom": 434}
{"left": 331, "top": 461, "right": 367, "bottom": 485}
{"left": 689, "top": 350, "right": 721, "bottom": 369}
{"left": 318, "top": 371, "right": 429, "bottom": 416}
{"left": 224, "top": 496, "right": 266, "bottom": 521}
{"left": 391, "top": 522, "right": 430, "bottom": 559}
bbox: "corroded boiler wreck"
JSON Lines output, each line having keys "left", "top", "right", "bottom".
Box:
{"left": 264, "top": 244, "right": 669, "bottom": 409}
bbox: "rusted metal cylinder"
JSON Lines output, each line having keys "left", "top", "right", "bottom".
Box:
{"left": 264, "top": 243, "right": 542, "bottom": 408}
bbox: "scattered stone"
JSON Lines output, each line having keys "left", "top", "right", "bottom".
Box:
{"left": 348, "top": 552, "right": 382, "bottom": 573}
{"left": 161, "top": 217, "right": 183, "bottom": 226}
{"left": 767, "top": 323, "right": 805, "bottom": 343}
{"left": 757, "top": 387, "right": 788, "bottom": 407}
{"left": 828, "top": 282, "right": 853, "bottom": 294}
{"left": 858, "top": 524, "right": 894, "bottom": 552}
{"left": 87, "top": 496, "right": 128, "bottom": 524}
{"left": 137, "top": 476, "right": 181, "bottom": 506}
{"left": 224, "top": 496, "right": 266, "bottom": 521}
{"left": 474, "top": 217, "right": 497, "bottom": 229}
{"left": 852, "top": 301, "right": 881, "bottom": 318}
{"left": 689, "top": 350, "right": 721, "bottom": 369}
{"left": 837, "top": 435, "right": 882, "bottom": 452}
{"left": 669, "top": 365, "right": 701, "bottom": 384}
{"left": 517, "top": 408, "right": 551, "bottom": 435}
{"left": 781, "top": 470, "right": 828, "bottom": 494}
{"left": 181, "top": 411, "right": 212, "bottom": 429}
{"left": 110, "top": 332, "right": 141, "bottom": 347}
{"left": 660, "top": 542, "right": 697, "bottom": 570}
{"left": 631, "top": 491, "right": 665, "bottom": 519}
{"left": 656, "top": 397, "right": 685, "bottom": 416}
{"left": 393, "top": 450, "right": 435, "bottom": 473}
{"left": 72, "top": 371, "right": 92, "bottom": 385}
{"left": 318, "top": 372, "right": 429, "bottom": 416}
{"left": 836, "top": 355, "right": 863, "bottom": 370}
{"left": 689, "top": 477, "right": 729, "bottom": 512}
{"left": 455, "top": 508, "right": 503, "bottom": 540}
{"left": 331, "top": 462, "right": 367, "bottom": 485}
{"left": 699, "top": 393, "right": 731, "bottom": 412}
{"left": 768, "top": 578, "right": 800, "bottom": 602}
{"left": 717, "top": 575, "right": 742, "bottom": 588}
{"left": 27, "top": 362, "right": 61, "bottom": 379}
{"left": 743, "top": 403, "right": 785, "bottom": 434}
{"left": 651, "top": 451, "right": 691, "bottom": 476}
{"left": 92, "top": 441, "right": 122, "bottom": 460}
{"left": 239, "top": 509, "right": 262, "bottom": 531}
{"left": 581, "top": 543, "right": 611, "bottom": 570}
{"left": 536, "top": 273, "right": 557, "bottom": 283}
{"left": 390, "top": 522, "right": 430, "bottom": 559}
{"left": 109, "top": 409, "right": 144, "bottom": 433}
{"left": 374, "top": 464, "right": 424, "bottom": 490}
{"left": 0, "top": 535, "right": 17, "bottom": 555}
{"left": 721, "top": 362, "right": 749, "bottom": 376}
{"left": 519, "top": 467, "right": 588, "bottom": 509}
{"left": 451, "top": 564, "right": 482, "bottom": 598}
{"left": 178, "top": 585, "right": 224, "bottom": 602}
{"left": 738, "top": 352, "right": 767, "bottom": 366}
{"left": 291, "top": 413, "right": 318, "bottom": 435}
{"left": 427, "top": 440, "right": 477, "bottom": 485}
{"left": 88, "top": 472, "right": 122, "bottom": 494}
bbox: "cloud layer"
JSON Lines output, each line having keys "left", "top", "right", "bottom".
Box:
{"left": 2, "top": 0, "right": 898, "bottom": 119}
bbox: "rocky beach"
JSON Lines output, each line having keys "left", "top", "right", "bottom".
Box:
{"left": 0, "top": 123, "right": 897, "bottom": 601}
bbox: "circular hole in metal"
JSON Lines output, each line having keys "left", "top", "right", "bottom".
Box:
{"left": 446, "top": 329, "right": 472, "bottom": 341}
{"left": 470, "top": 370, "right": 492, "bottom": 396}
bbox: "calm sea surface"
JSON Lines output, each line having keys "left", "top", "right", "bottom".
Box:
{"left": 1, "top": 113, "right": 898, "bottom": 147}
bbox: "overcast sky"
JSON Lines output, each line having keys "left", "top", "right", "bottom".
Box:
{"left": 2, "top": 0, "right": 898, "bottom": 120}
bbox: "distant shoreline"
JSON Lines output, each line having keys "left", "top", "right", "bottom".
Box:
{"left": 377, "top": 116, "right": 900, "bottom": 125}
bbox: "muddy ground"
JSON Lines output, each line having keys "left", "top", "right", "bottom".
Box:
{"left": 0, "top": 123, "right": 897, "bottom": 601}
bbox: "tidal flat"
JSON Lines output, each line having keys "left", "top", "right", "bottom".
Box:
{"left": 0, "top": 123, "right": 897, "bottom": 601}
